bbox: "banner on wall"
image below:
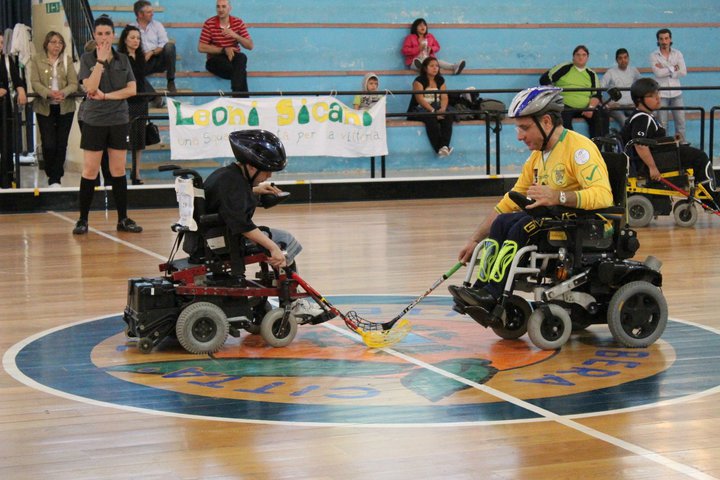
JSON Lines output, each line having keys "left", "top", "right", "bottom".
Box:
{"left": 166, "top": 96, "right": 388, "bottom": 159}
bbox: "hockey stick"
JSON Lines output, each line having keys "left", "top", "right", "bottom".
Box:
{"left": 657, "top": 177, "right": 720, "bottom": 217}
{"left": 381, "top": 261, "right": 464, "bottom": 330}
{"left": 288, "top": 272, "right": 395, "bottom": 347}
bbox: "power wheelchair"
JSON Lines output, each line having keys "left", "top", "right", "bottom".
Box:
{"left": 451, "top": 151, "right": 668, "bottom": 350}
{"left": 123, "top": 166, "right": 336, "bottom": 354}
{"left": 595, "top": 135, "right": 720, "bottom": 228}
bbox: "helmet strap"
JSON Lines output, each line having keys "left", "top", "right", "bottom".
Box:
{"left": 640, "top": 98, "right": 653, "bottom": 113}
{"left": 532, "top": 115, "right": 558, "bottom": 152}
{"left": 239, "top": 162, "right": 261, "bottom": 185}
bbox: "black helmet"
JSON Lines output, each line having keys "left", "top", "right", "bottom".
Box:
{"left": 630, "top": 78, "right": 659, "bottom": 105}
{"left": 229, "top": 130, "right": 287, "bottom": 172}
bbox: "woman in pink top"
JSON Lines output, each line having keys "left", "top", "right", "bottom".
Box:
{"left": 401, "top": 18, "right": 465, "bottom": 75}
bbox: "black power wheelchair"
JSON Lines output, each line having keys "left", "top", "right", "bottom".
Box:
{"left": 123, "top": 166, "right": 336, "bottom": 354}
{"left": 452, "top": 151, "right": 668, "bottom": 350}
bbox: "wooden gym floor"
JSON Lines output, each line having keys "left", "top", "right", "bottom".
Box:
{"left": 1, "top": 197, "right": 720, "bottom": 479}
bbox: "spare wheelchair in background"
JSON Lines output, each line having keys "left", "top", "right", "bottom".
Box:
{"left": 452, "top": 151, "right": 668, "bottom": 350}
{"left": 595, "top": 135, "right": 720, "bottom": 227}
{"left": 123, "top": 165, "right": 336, "bottom": 354}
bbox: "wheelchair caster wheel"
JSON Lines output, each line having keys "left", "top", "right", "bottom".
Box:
{"left": 491, "top": 295, "right": 530, "bottom": 340}
{"left": 261, "top": 307, "right": 297, "bottom": 347}
{"left": 527, "top": 304, "right": 572, "bottom": 350}
{"left": 137, "top": 337, "right": 154, "bottom": 354}
{"left": 672, "top": 200, "right": 698, "bottom": 228}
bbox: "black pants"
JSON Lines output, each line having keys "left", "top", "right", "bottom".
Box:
{"left": 0, "top": 108, "right": 16, "bottom": 188}
{"left": 419, "top": 114, "right": 453, "bottom": 153}
{"left": 36, "top": 105, "right": 74, "bottom": 185}
{"left": 654, "top": 145, "right": 718, "bottom": 197}
{"left": 561, "top": 107, "right": 609, "bottom": 139}
{"left": 206, "top": 52, "right": 248, "bottom": 96}
{"left": 145, "top": 42, "right": 176, "bottom": 81}
{"left": 482, "top": 211, "right": 540, "bottom": 297}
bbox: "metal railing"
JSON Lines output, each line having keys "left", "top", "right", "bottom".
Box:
{"left": 4, "top": 86, "right": 719, "bottom": 189}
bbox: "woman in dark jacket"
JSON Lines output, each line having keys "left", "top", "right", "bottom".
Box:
{"left": 118, "top": 25, "right": 149, "bottom": 184}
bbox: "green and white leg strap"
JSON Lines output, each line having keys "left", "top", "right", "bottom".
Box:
{"left": 476, "top": 238, "right": 500, "bottom": 283}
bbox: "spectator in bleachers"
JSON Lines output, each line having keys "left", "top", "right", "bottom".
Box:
{"left": 650, "top": 28, "right": 687, "bottom": 142}
{"left": 73, "top": 15, "right": 142, "bottom": 235}
{"left": 407, "top": 57, "right": 455, "bottom": 157}
{"left": 0, "top": 32, "right": 27, "bottom": 188}
{"left": 600, "top": 48, "right": 641, "bottom": 130}
{"left": 198, "top": 0, "right": 254, "bottom": 97}
{"left": 29, "top": 31, "right": 78, "bottom": 188}
{"left": 353, "top": 73, "right": 380, "bottom": 110}
{"left": 118, "top": 25, "right": 149, "bottom": 185}
{"left": 130, "top": 0, "right": 177, "bottom": 94}
{"left": 401, "top": 18, "right": 465, "bottom": 75}
{"left": 540, "top": 45, "right": 604, "bottom": 138}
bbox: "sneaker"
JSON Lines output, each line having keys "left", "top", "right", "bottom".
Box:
{"left": 167, "top": 80, "right": 177, "bottom": 93}
{"left": 454, "top": 60, "right": 466, "bottom": 75}
{"left": 49, "top": 183, "right": 61, "bottom": 189}
{"left": 413, "top": 58, "right": 423, "bottom": 69}
{"left": 446, "top": 146, "right": 454, "bottom": 156}
{"left": 72, "top": 219, "right": 88, "bottom": 235}
{"left": 117, "top": 217, "right": 143, "bottom": 233}
{"left": 438, "top": 146, "right": 449, "bottom": 157}
{"left": 291, "top": 298, "right": 324, "bottom": 318}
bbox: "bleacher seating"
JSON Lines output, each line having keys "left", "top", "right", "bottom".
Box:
{"left": 87, "top": 0, "right": 720, "bottom": 180}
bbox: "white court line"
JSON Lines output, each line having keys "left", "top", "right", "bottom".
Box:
{"left": 323, "top": 324, "right": 715, "bottom": 480}
{"left": 48, "top": 211, "right": 166, "bottom": 261}
{"left": 43, "top": 210, "right": 717, "bottom": 479}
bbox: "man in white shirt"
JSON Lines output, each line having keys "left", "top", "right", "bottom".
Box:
{"left": 130, "top": 0, "right": 177, "bottom": 93}
{"left": 601, "top": 48, "right": 641, "bottom": 129}
{"left": 650, "top": 28, "right": 687, "bottom": 141}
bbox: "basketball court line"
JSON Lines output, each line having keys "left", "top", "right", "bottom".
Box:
{"left": 42, "top": 210, "right": 717, "bottom": 479}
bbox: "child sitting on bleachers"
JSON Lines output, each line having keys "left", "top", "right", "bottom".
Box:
{"left": 353, "top": 72, "right": 381, "bottom": 110}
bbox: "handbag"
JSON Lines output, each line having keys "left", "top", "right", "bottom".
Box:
{"left": 145, "top": 121, "right": 161, "bottom": 146}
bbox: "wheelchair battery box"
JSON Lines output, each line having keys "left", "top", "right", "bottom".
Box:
{"left": 127, "top": 278, "right": 177, "bottom": 312}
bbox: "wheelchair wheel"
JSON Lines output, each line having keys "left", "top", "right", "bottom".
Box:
{"left": 491, "top": 295, "right": 531, "bottom": 340}
{"left": 607, "top": 281, "right": 668, "bottom": 347}
{"left": 627, "top": 195, "right": 654, "bottom": 227}
{"left": 527, "top": 304, "right": 572, "bottom": 350}
{"left": 137, "top": 337, "right": 154, "bottom": 354}
{"left": 260, "top": 307, "right": 298, "bottom": 347}
{"left": 175, "top": 302, "right": 230, "bottom": 354}
{"left": 672, "top": 200, "right": 698, "bottom": 228}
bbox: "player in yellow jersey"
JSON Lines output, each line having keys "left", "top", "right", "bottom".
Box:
{"left": 449, "top": 86, "right": 613, "bottom": 309}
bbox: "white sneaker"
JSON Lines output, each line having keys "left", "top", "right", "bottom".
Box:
{"left": 49, "top": 183, "right": 61, "bottom": 189}
{"left": 438, "top": 146, "right": 449, "bottom": 157}
{"left": 291, "top": 298, "right": 324, "bottom": 318}
{"left": 446, "top": 146, "right": 454, "bottom": 156}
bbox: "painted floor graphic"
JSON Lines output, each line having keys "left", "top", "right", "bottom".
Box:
{"left": 6, "top": 295, "right": 720, "bottom": 426}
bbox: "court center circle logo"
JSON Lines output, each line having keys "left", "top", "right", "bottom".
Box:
{"left": 5, "top": 295, "right": 720, "bottom": 426}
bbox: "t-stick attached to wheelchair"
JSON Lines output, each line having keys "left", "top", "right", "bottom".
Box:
{"left": 290, "top": 262, "right": 462, "bottom": 348}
